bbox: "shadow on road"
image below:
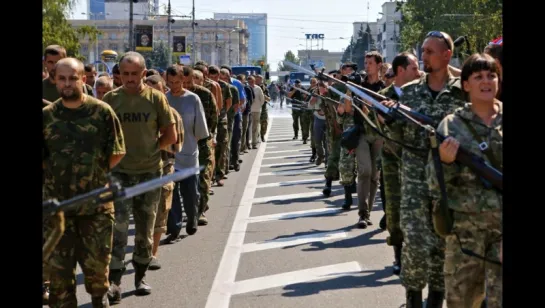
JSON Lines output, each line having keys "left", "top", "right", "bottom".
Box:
{"left": 276, "top": 227, "right": 385, "bottom": 251}
{"left": 281, "top": 266, "right": 401, "bottom": 297}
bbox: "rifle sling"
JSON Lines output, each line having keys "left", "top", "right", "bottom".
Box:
{"left": 458, "top": 118, "right": 501, "bottom": 171}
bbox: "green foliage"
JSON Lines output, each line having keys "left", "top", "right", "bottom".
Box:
{"left": 43, "top": 0, "right": 101, "bottom": 61}
{"left": 341, "top": 24, "right": 375, "bottom": 69}
{"left": 277, "top": 51, "right": 300, "bottom": 71}
{"left": 398, "top": 0, "right": 502, "bottom": 54}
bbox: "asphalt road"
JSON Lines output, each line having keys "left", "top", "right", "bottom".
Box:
{"left": 69, "top": 102, "right": 442, "bottom": 308}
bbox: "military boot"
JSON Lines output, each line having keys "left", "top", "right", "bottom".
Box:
{"left": 132, "top": 260, "right": 152, "bottom": 296}
{"left": 349, "top": 181, "right": 356, "bottom": 193}
{"left": 406, "top": 290, "right": 423, "bottom": 308}
{"left": 342, "top": 185, "right": 352, "bottom": 210}
{"left": 379, "top": 214, "right": 387, "bottom": 230}
{"left": 91, "top": 294, "right": 110, "bottom": 308}
{"left": 322, "top": 178, "right": 332, "bottom": 197}
{"left": 107, "top": 268, "right": 125, "bottom": 304}
{"left": 309, "top": 148, "right": 316, "bottom": 163}
{"left": 393, "top": 244, "right": 402, "bottom": 275}
{"left": 426, "top": 290, "right": 445, "bottom": 308}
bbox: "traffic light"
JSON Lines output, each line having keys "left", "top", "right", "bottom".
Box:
{"left": 259, "top": 60, "right": 264, "bottom": 67}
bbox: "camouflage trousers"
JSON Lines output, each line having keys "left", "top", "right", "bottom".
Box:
{"left": 399, "top": 192, "right": 445, "bottom": 291}
{"left": 110, "top": 171, "right": 162, "bottom": 270}
{"left": 445, "top": 211, "right": 502, "bottom": 308}
{"left": 339, "top": 147, "right": 357, "bottom": 186}
{"left": 198, "top": 138, "right": 215, "bottom": 213}
{"left": 226, "top": 112, "right": 235, "bottom": 172}
{"left": 324, "top": 127, "right": 341, "bottom": 181}
{"left": 154, "top": 164, "right": 175, "bottom": 234}
{"left": 382, "top": 144, "right": 403, "bottom": 246}
{"left": 215, "top": 117, "right": 228, "bottom": 180}
{"left": 45, "top": 212, "right": 114, "bottom": 307}
{"left": 292, "top": 110, "right": 302, "bottom": 137}
{"left": 301, "top": 110, "right": 313, "bottom": 141}
{"left": 241, "top": 112, "right": 251, "bottom": 151}
{"left": 260, "top": 107, "right": 268, "bottom": 138}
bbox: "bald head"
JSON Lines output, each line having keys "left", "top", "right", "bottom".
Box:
{"left": 55, "top": 58, "right": 85, "bottom": 76}
{"left": 120, "top": 51, "right": 147, "bottom": 70}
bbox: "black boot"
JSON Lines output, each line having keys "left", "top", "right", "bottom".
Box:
{"left": 379, "top": 214, "right": 387, "bottom": 230}
{"left": 426, "top": 290, "right": 445, "bottom": 308}
{"left": 107, "top": 268, "right": 125, "bottom": 304}
{"left": 406, "top": 290, "right": 423, "bottom": 308}
{"left": 349, "top": 181, "right": 356, "bottom": 193}
{"left": 132, "top": 261, "right": 152, "bottom": 296}
{"left": 91, "top": 294, "right": 110, "bottom": 308}
{"left": 342, "top": 185, "right": 352, "bottom": 210}
{"left": 309, "top": 148, "right": 316, "bottom": 163}
{"left": 393, "top": 244, "right": 402, "bottom": 275}
{"left": 322, "top": 178, "right": 332, "bottom": 197}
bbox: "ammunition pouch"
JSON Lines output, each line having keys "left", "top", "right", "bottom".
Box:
{"left": 341, "top": 124, "right": 363, "bottom": 151}
{"left": 431, "top": 200, "right": 454, "bottom": 238}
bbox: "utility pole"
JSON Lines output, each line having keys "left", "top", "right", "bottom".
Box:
{"left": 191, "top": 0, "right": 196, "bottom": 64}
{"left": 129, "top": 0, "right": 134, "bottom": 51}
{"left": 167, "top": 0, "right": 172, "bottom": 65}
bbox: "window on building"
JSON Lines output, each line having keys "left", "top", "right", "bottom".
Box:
{"left": 109, "top": 44, "right": 117, "bottom": 51}
{"left": 111, "top": 33, "right": 117, "bottom": 40}
{"left": 217, "top": 33, "right": 224, "bottom": 40}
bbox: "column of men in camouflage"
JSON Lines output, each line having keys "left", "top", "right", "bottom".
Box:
{"left": 282, "top": 31, "right": 502, "bottom": 308}
{"left": 42, "top": 44, "right": 270, "bottom": 307}
{"left": 42, "top": 29, "right": 503, "bottom": 308}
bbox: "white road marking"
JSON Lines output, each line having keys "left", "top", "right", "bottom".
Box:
{"left": 205, "top": 118, "right": 273, "bottom": 308}
{"left": 260, "top": 161, "right": 310, "bottom": 168}
{"left": 259, "top": 169, "right": 324, "bottom": 177}
{"left": 230, "top": 262, "right": 363, "bottom": 295}
{"left": 240, "top": 230, "right": 348, "bottom": 253}
{"left": 262, "top": 154, "right": 310, "bottom": 160}
{"left": 251, "top": 190, "right": 341, "bottom": 204}
{"left": 265, "top": 149, "right": 311, "bottom": 154}
{"left": 246, "top": 207, "right": 343, "bottom": 223}
{"left": 255, "top": 177, "right": 324, "bottom": 189}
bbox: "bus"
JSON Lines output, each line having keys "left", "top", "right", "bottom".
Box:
{"left": 231, "top": 66, "right": 262, "bottom": 77}
{"left": 288, "top": 71, "right": 312, "bottom": 88}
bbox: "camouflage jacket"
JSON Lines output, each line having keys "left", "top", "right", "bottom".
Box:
{"left": 322, "top": 82, "right": 345, "bottom": 136}
{"left": 377, "top": 84, "right": 402, "bottom": 153}
{"left": 190, "top": 85, "right": 218, "bottom": 135}
{"left": 218, "top": 80, "right": 232, "bottom": 120}
{"left": 43, "top": 96, "right": 126, "bottom": 216}
{"left": 227, "top": 83, "right": 240, "bottom": 117}
{"left": 260, "top": 84, "right": 269, "bottom": 112}
{"left": 389, "top": 73, "right": 466, "bottom": 204}
{"left": 427, "top": 102, "right": 502, "bottom": 213}
{"left": 161, "top": 106, "right": 184, "bottom": 174}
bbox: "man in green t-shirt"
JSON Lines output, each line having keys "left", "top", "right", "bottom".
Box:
{"left": 102, "top": 52, "right": 177, "bottom": 303}
{"left": 43, "top": 58, "right": 126, "bottom": 308}
{"left": 43, "top": 45, "right": 95, "bottom": 103}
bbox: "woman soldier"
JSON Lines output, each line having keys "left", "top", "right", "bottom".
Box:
{"left": 427, "top": 53, "right": 502, "bottom": 308}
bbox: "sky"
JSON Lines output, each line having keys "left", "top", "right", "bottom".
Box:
{"left": 71, "top": 0, "right": 389, "bottom": 70}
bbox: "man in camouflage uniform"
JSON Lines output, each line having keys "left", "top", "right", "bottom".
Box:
{"left": 301, "top": 79, "right": 317, "bottom": 145}
{"left": 377, "top": 52, "right": 421, "bottom": 276}
{"left": 320, "top": 71, "right": 342, "bottom": 196}
{"left": 287, "top": 80, "right": 304, "bottom": 139}
{"left": 427, "top": 54, "right": 502, "bottom": 308}
{"left": 102, "top": 52, "right": 177, "bottom": 302}
{"left": 43, "top": 58, "right": 126, "bottom": 308}
{"left": 208, "top": 66, "right": 232, "bottom": 186}
{"left": 189, "top": 69, "right": 218, "bottom": 225}
{"left": 305, "top": 78, "right": 318, "bottom": 161}
{"left": 336, "top": 103, "right": 357, "bottom": 211}
{"left": 256, "top": 75, "right": 270, "bottom": 142}
{"left": 381, "top": 32, "right": 465, "bottom": 307}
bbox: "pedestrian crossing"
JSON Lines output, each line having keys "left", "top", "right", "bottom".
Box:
{"left": 206, "top": 115, "right": 408, "bottom": 308}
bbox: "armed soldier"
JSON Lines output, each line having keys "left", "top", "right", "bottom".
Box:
{"left": 102, "top": 52, "right": 177, "bottom": 302}
{"left": 377, "top": 52, "right": 421, "bottom": 275}
{"left": 188, "top": 68, "right": 218, "bottom": 225}
{"left": 288, "top": 79, "right": 304, "bottom": 140}
{"left": 43, "top": 58, "right": 126, "bottom": 308}
{"left": 256, "top": 75, "right": 270, "bottom": 142}
{"left": 208, "top": 65, "right": 232, "bottom": 186}
{"left": 305, "top": 78, "right": 318, "bottom": 160}
{"left": 380, "top": 31, "right": 466, "bottom": 307}
{"left": 299, "top": 78, "right": 314, "bottom": 145}
{"left": 321, "top": 70, "right": 343, "bottom": 196}
{"left": 428, "top": 53, "right": 502, "bottom": 308}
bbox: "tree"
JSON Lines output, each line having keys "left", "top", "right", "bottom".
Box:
{"left": 251, "top": 55, "right": 270, "bottom": 72}
{"left": 43, "top": 0, "right": 102, "bottom": 61}
{"left": 277, "top": 50, "right": 300, "bottom": 72}
{"left": 341, "top": 24, "right": 375, "bottom": 69}
{"left": 398, "top": 0, "right": 502, "bottom": 55}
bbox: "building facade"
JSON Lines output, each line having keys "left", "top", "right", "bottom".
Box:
{"left": 376, "top": 1, "right": 402, "bottom": 63}
{"left": 352, "top": 21, "right": 378, "bottom": 49}
{"left": 69, "top": 18, "right": 249, "bottom": 66}
{"left": 213, "top": 13, "right": 267, "bottom": 65}
{"left": 297, "top": 49, "right": 344, "bottom": 71}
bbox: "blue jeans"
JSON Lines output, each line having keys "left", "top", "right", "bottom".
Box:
{"left": 166, "top": 173, "right": 199, "bottom": 235}
{"left": 230, "top": 113, "right": 242, "bottom": 166}
{"left": 313, "top": 116, "right": 328, "bottom": 160}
